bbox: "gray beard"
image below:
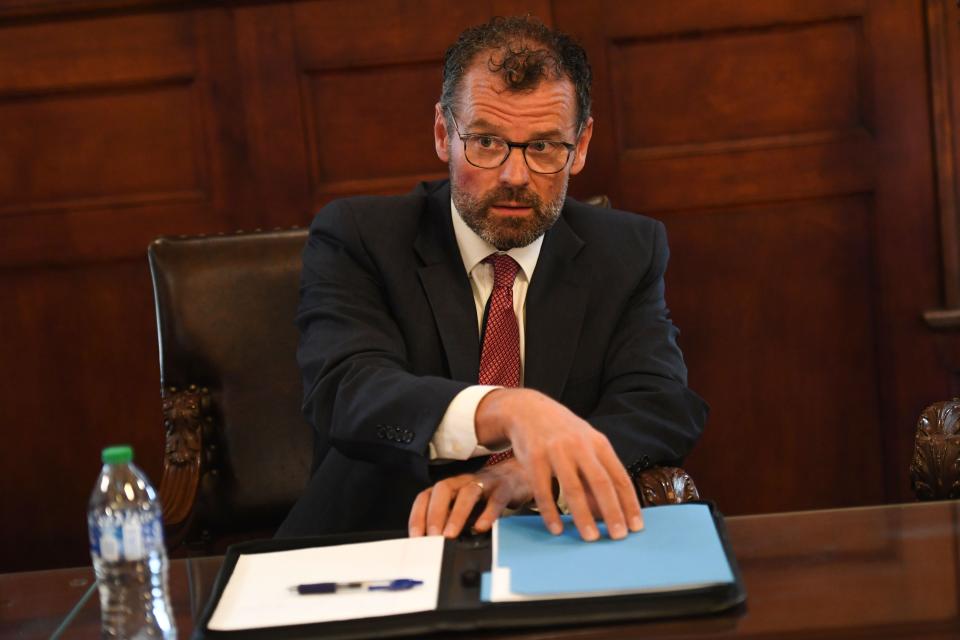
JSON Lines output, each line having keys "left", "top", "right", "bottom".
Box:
{"left": 451, "top": 175, "right": 567, "bottom": 251}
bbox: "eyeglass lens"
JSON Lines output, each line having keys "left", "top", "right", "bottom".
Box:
{"left": 464, "top": 137, "right": 570, "bottom": 174}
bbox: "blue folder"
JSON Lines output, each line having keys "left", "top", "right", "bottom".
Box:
{"left": 492, "top": 503, "right": 735, "bottom": 597}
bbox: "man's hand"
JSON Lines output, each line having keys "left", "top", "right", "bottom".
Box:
{"left": 408, "top": 458, "right": 533, "bottom": 538}
{"left": 475, "top": 388, "right": 643, "bottom": 542}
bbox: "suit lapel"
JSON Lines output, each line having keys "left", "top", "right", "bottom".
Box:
{"left": 524, "top": 211, "right": 589, "bottom": 399}
{"left": 415, "top": 183, "right": 480, "bottom": 383}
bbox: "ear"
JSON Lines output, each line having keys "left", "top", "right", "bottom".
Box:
{"left": 434, "top": 103, "right": 450, "bottom": 163}
{"left": 569, "top": 116, "right": 593, "bottom": 176}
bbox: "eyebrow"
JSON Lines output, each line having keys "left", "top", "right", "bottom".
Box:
{"left": 467, "top": 117, "right": 568, "bottom": 141}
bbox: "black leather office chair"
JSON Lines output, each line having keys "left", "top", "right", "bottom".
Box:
{"left": 148, "top": 198, "right": 698, "bottom": 553}
{"left": 150, "top": 228, "right": 311, "bottom": 551}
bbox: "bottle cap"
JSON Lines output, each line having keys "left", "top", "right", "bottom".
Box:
{"left": 101, "top": 445, "right": 133, "bottom": 464}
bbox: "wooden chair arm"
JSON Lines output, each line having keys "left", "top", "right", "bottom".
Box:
{"left": 159, "top": 384, "right": 211, "bottom": 549}
{"left": 632, "top": 466, "right": 700, "bottom": 506}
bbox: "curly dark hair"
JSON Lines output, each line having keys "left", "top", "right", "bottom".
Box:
{"left": 440, "top": 16, "right": 592, "bottom": 133}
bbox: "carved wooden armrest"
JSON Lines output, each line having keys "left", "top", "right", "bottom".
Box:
{"left": 159, "top": 384, "right": 212, "bottom": 549}
{"left": 910, "top": 399, "right": 960, "bottom": 500}
{"left": 632, "top": 466, "right": 700, "bottom": 506}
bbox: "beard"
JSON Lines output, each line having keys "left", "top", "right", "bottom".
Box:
{"left": 451, "top": 177, "right": 567, "bottom": 251}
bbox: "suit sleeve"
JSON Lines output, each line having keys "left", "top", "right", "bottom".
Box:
{"left": 586, "top": 220, "right": 708, "bottom": 473}
{"left": 296, "top": 200, "right": 469, "bottom": 484}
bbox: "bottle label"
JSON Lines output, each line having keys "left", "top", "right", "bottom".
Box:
{"left": 90, "top": 512, "right": 163, "bottom": 562}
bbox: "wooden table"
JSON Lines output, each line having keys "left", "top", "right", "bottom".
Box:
{"left": 3, "top": 500, "right": 959, "bottom": 639}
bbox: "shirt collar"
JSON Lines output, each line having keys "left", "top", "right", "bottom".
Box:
{"left": 450, "top": 198, "right": 543, "bottom": 281}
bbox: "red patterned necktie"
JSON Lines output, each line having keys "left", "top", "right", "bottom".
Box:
{"left": 479, "top": 253, "right": 520, "bottom": 465}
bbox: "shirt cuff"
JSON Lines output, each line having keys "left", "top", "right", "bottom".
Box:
{"left": 429, "top": 385, "right": 504, "bottom": 461}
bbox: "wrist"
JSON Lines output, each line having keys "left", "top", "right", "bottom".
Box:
{"left": 474, "top": 388, "right": 550, "bottom": 446}
{"left": 475, "top": 388, "right": 511, "bottom": 448}
{"left": 476, "top": 387, "right": 540, "bottom": 447}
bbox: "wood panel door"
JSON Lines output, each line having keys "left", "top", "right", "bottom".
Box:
{"left": 555, "top": 0, "right": 945, "bottom": 513}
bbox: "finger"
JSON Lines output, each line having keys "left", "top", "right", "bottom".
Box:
{"left": 578, "top": 451, "right": 628, "bottom": 540}
{"left": 595, "top": 444, "right": 644, "bottom": 532}
{"left": 527, "top": 451, "right": 563, "bottom": 535}
{"left": 408, "top": 489, "right": 431, "bottom": 537}
{"left": 442, "top": 481, "right": 485, "bottom": 538}
{"left": 586, "top": 490, "right": 602, "bottom": 519}
{"left": 425, "top": 482, "right": 455, "bottom": 536}
{"left": 553, "top": 453, "right": 600, "bottom": 542}
{"left": 473, "top": 483, "right": 512, "bottom": 532}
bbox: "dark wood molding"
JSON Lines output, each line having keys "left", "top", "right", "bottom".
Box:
{"left": 0, "top": 0, "right": 187, "bottom": 22}
{"left": 924, "top": 0, "right": 960, "bottom": 315}
{"left": 911, "top": 398, "right": 960, "bottom": 500}
{"left": 159, "top": 384, "right": 211, "bottom": 548}
{"left": 924, "top": 308, "right": 960, "bottom": 329}
{"left": 634, "top": 467, "right": 700, "bottom": 507}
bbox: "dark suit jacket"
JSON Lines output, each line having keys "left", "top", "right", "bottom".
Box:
{"left": 277, "top": 179, "right": 707, "bottom": 537}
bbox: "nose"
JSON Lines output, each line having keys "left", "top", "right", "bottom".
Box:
{"left": 498, "top": 147, "right": 530, "bottom": 187}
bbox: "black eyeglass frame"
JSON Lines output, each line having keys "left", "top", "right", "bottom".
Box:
{"left": 445, "top": 107, "right": 578, "bottom": 175}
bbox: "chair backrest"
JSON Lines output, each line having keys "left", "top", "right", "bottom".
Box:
{"left": 149, "top": 228, "right": 311, "bottom": 549}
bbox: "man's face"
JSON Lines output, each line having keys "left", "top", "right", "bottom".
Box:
{"left": 434, "top": 62, "right": 593, "bottom": 250}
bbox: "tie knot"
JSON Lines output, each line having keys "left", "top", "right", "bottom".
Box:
{"left": 484, "top": 253, "right": 520, "bottom": 289}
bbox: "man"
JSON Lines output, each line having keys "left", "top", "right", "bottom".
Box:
{"left": 277, "top": 16, "right": 707, "bottom": 543}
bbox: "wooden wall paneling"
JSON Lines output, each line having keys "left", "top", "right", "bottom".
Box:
{"left": 0, "top": 82, "right": 203, "bottom": 214}
{"left": 606, "top": 17, "right": 875, "bottom": 211}
{"left": 190, "top": 5, "right": 257, "bottom": 231}
{"left": 292, "top": 0, "right": 487, "bottom": 206}
{"left": 289, "top": 0, "right": 554, "bottom": 210}
{"left": 231, "top": 0, "right": 554, "bottom": 228}
{"left": 553, "top": 0, "right": 945, "bottom": 513}
{"left": 0, "top": 1, "right": 182, "bottom": 21}
{"left": 232, "top": 2, "right": 313, "bottom": 230}
{"left": 491, "top": 0, "right": 554, "bottom": 21}
{"left": 925, "top": 0, "right": 960, "bottom": 311}
{"left": 0, "top": 6, "right": 250, "bottom": 572}
{"left": 0, "top": 8, "right": 250, "bottom": 266}
{"left": 867, "top": 0, "right": 950, "bottom": 502}
{"left": 0, "top": 262, "right": 163, "bottom": 571}
{"left": 0, "top": 10, "right": 201, "bottom": 267}
{"left": 557, "top": 0, "right": 878, "bottom": 205}
{"left": 661, "top": 196, "right": 884, "bottom": 512}
{"left": 922, "top": 0, "right": 960, "bottom": 399}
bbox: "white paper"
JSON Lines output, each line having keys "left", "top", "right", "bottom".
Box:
{"left": 208, "top": 536, "right": 445, "bottom": 631}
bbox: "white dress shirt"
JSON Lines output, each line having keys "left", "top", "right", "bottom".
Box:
{"left": 428, "top": 200, "right": 544, "bottom": 461}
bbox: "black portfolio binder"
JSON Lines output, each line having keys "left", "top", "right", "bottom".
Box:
{"left": 192, "top": 503, "right": 746, "bottom": 639}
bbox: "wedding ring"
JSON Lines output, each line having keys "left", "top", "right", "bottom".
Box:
{"left": 472, "top": 480, "right": 485, "bottom": 493}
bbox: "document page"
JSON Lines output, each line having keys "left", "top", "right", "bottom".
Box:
{"left": 208, "top": 536, "right": 444, "bottom": 631}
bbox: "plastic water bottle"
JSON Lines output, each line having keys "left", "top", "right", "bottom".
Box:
{"left": 88, "top": 445, "right": 176, "bottom": 639}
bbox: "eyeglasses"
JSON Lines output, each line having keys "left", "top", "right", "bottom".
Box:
{"left": 446, "top": 109, "right": 576, "bottom": 175}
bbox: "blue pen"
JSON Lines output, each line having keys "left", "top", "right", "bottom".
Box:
{"left": 293, "top": 578, "right": 423, "bottom": 594}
